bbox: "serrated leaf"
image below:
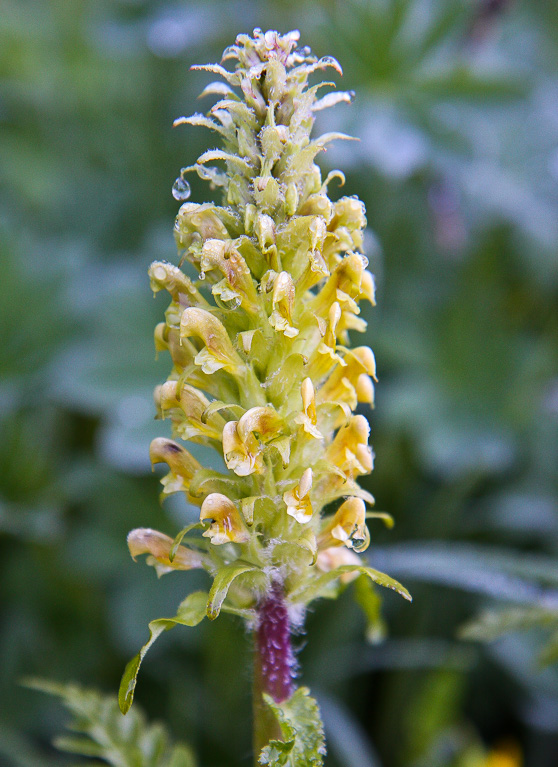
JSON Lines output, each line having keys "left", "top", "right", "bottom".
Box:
{"left": 206, "top": 561, "right": 259, "bottom": 620}
{"left": 289, "top": 565, "right": 412, "bottom": 605}
{"left": 26, "top": 680, "right": 196, "bottom": 766}
{"left": 260, "top": 739, "right": 294, "bottom": 766}
{"left": 119, "top": 591, "right": 208, "bottom": 714}
{"left": 259, "top": 688, "right": 326, "bottom": 767}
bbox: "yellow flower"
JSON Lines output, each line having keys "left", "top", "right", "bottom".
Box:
{"left": 268, "top": 271, "right": 299, "bottom": 338}
{"left": 284, "top": 468, "right": 313, "bottom": 524}
{"left": 180, "top": 307, "right": 242, "bottom": 375}
{"left": 127, "top": 528, "right": 204, "bottom": 576}
{"left": 294, "top": 378, "right": 323, "bottom": 439}
{"left": 318, "top": 497, "right": 370, "bottom": 552}
{"left": 223, "top": 406, "right": 284, "bottom": 476}
{"left": 222, "top": 421, "right": 261, "bottom": 476}
{"left": 326, "top": 414, "right": 373, "bottom": 479}
{"left": 149, "top": 437, "right": 202, "bottom": 501}
{"left": 200, "top": 493, "right": 250, "bottom": 545}
{"left": 319, "top": 346, "right": 376, "bottom": 410}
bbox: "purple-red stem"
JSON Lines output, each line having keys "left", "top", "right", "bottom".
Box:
{"left": 253, "top": 581, "right": 295, "bottom": 760}
{"left": 256, "top": 581, "right": 295, "bottom": 703}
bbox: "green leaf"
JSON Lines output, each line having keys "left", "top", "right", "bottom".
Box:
{"left": 53, "top": 737, "right": 105, "bottom": 757}
{"left": 289, "top": 565, "right": 412, "bottom": 605}
{"left": 206, "top": 561, "right": 259, "bottom": 620}
{"left": 24, "top": 679, "right": 196, "bottom": 766}
{"left": 259, "top": 688, "right": 326, "bottom": 767}
{"left": 118, "top": 591, "right": 208, "bottom": 714}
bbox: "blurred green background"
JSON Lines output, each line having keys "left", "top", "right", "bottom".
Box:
{"left": 2, "top": 1, "right": 558, "bottom": 765}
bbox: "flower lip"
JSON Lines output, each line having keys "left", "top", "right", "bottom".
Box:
{"left": 200, "top": 492, "right": 250, "bottom": 545}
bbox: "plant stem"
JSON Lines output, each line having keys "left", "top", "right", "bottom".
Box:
{"left": 253, "top": 581, "right": 295, "bottom": 762}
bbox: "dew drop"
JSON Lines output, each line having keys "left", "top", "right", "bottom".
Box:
{"left": 172, "top": 174, "right": 191, "bottom": 201}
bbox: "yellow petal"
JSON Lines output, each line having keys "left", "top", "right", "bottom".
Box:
{"left": 319, "top": 497, "right": 370, "bottom": 552}
{"left": 200, "top": 492, "right": 249, "bottom": 544}
{"left": 269, "top": 271, "right": 298, "bottom": 338}
{"left": 284, "top": 468, "right": 313, "bottom": 524}
{"left": 180, "top": 307, "right": 241, "bottom": 373}
{"left": 222, "top": 421, "right": 262, "bottom": 476}
{"left": 237, "top": 406, "right": 283, "bottom": 444}
{"left": 127, "top": 528, "right": 203, "bottom": 570}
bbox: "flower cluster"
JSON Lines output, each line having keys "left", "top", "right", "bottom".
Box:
{"left": 128, "top": 28, "right": 409, "bottom": 636}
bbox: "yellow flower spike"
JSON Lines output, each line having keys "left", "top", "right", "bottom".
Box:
{"left": 269, "top": 271, "right": 299, "bottom": 338}
{"left": 179, "top": 307, "right": 243, "bottom": 374}
{"left": 294, "top": 378, "right": 323, "bottom": 439}
{"left": 128, "top": 32, "right": 413, "bottom": 716}
{"left": 149, "top": 437, "right": 202, "bottom": 498}
{"left": 318, "top": 497, "right": 370, "bottom": 553}
{"left": 127, "top": 528, "right": 204, "bottom": 574}
{"left": 200, "top": 492, "right": 250, "bottom": 545}
{"left": 222, "top": 420, "right": 263, "bottom": 476}
{"left": 284, "top": 467, "right": 313, "bottom": 524}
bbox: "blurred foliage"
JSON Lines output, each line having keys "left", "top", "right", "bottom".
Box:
{"left": 25, "top": 679, "right": 196, "bottom": 767}
{"left": 1, "top": 1, "right": 558, "bottom": 766}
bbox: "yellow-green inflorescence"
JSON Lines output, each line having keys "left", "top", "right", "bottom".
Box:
{"left": 125, "top": 28, "right": 410, "bottom": 711}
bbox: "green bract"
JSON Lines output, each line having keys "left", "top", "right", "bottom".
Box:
{"left": 122, "top": 28, "right": 410, "bottom": 718}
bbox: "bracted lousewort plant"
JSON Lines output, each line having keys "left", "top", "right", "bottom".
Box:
{"left": 120, "top": 28, "right": 412, "bottom": 765}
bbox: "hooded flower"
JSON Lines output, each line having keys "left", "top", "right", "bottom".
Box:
{"left": 200, "top": 492, "right": 250, "bottom": 544}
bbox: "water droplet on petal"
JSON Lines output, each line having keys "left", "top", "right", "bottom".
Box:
{"left": 172, "top": 175, "right": 191, "bottom": 201}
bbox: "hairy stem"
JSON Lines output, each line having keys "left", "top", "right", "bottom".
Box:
{"left": 253, "top": 582, "right": 295, "bottom": 761}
